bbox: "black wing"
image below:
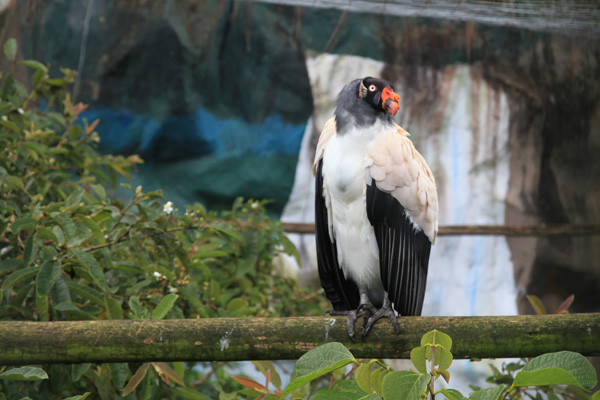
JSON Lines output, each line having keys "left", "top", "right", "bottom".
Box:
{"left": 315, "top": 159, "right": 360, "bottom": 311}
{"left": 366, "top": 180, "right": 432, "bottom": 316}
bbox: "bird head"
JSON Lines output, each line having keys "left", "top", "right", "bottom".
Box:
{"left": 358, "top": 77, "right": 400, "bottom": 117}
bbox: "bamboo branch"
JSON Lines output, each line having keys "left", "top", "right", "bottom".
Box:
{"left": 281, "top": 223, "right": 600, "bottom": 236}
{"left": 1, "top": 314, "right": 599, "bottom": 366}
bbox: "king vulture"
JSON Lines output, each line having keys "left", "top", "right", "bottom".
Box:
{"left": 313, "top": 77, "right": 438, "bottom": 340}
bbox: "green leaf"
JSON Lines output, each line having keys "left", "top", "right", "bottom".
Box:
{"left": 468, "top": 385, "right": 505, "bottom": 400}
{"left": 311, "top": 380, "right": 375, "bottom": 399}
{"left": 91, "top": 183, "right": 106, "bottom": 201}
{"left": 1, "top": 266, "right": 39, "bottom": 289}
{"left": 520, "top": 351, "right": 597, "bottom": 390}
{"left": 128, "top": 295, "right": 150, "bottom": 319}
{"left": 37, "top": 226, "right": 59, "bottom": 244}
{"left": 66, "top": 188, "right": 84, "bottom": 207}
{"left": 78, "top": 215, "right": 105, "bottom": 244}
{"left": 3, "top": 38, "right": 17, "bottom": 61}
{"left": 440, "top": 388, "right": 466, "bottom": 400}
{"left": 52, "top": 225, "right": 65, "bottom": 245}
{"left": 10, "top": 216, "right": 37, "bottom": 233}
{"left": 281, "top": 342, "right": 357, "bottom": 399}
{"left": 410, "top": 346, "right": 427, "bottom": 373}
{"left": 151, "top": 293, "right": 179, "bottom": 319}
{"left": 421, "top": 330, "right": 452, "bottom": 351}
{"left": 63, "top": 393, "right": 91, "bottom": 400}
{"left": 0, "top": 366, "right": 48, "bottom": 381}
{"left": 437, "top": 347, "right": 454, "bottom": 370}
{"left": 46, "top": 77, "right": 66, "bottom": 86}
{"left": 311, "top": 388, "right": 378, "bottom": 399}
{"left": 54, "top": 214, "right": 77, "bottom": 239}
{"left": 19, "top": 59, "right": 48, "bottom": 75}
{"left": 109, "top": 363, "right": 130, "bottom": 389}
{"left": 211, "top": 221, "right": 241, "bottom": 241}
{"left": 67, "top": 125, "right": 82, "bottom": 140}
{"left": 105, "top": 296, "right": 124, "bottom": 319}
{"left": 591, "top": 391, "right": 600, "bottom": 400}
{"left": 355, "top": 360, "right": 377, "bottom": 394}
{"left": 36, "top": 259, "right": 61, "bottom": 296}
{"left": 23, "top": 235, "right": 35, "bottom": 267}
{"left": 170, "top": 386, "right": 212, "bottom": 400}
{"left": 280, "top": 233, "right": 300, "bottom": 265}
{"left": 65, "top": 279, "right": 104, "bottom": 306}
{"left": 70, "top": 248, "right": 110, "bottom": 293}
{"left": 382, "top": 371, "right": 430, "bottom": 400}
{"left": 36, "top": 292, "right": 49, "bottom": 321}
{"left": 514, "top": 368, "right": 588, "bottom": 390}
{"left": 370, "top": 366, "right": 389, "bottom": 397}
{"left": 0, "top": 119, "right": 19, "bottom": 133}
{"left": 72, "top": 363, "right": 92, "bottom": 381}
{"left": 55, "top": 301, "right": 80, "bottom": 311}
{"left": 122, "top": 363, "right": 150, "bottom": 397}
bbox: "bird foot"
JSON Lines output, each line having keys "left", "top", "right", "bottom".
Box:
{"left": 325, "top": 305, "right": 376, "bottom": 342}
{"left": 362, "top": 303, "right": 399, "bottom": 339}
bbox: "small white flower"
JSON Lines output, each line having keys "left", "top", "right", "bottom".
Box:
{"left": 1, "top": 115, "right": 7, "bottom": 121}
{"left": 168, "top": 287, "right": 178, "bottom": 294}
{"left": 163, "top": 201, "right": 174, "bottom": 215}
{"left": 153, "top": 272, "right": 165, "bottom": 279}
{"left": 17, "top": 108, "right": 24, "bottom": 114}
{"left": 251, "top": 202, "right": 259, "bottom": 210}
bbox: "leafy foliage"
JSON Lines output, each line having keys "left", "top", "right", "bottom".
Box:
{"left": 267, "top": 331, "right": 598, "bottom": 400}
{"left": 0, "top": 39, "right": 325, "bottom": 399}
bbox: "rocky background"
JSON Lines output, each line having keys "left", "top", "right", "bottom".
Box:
{"left": 2, "top": 0, "right": 599, "bottom": 317}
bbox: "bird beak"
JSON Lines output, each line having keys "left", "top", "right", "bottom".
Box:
{"left": 381, "top": 87, "right": 400, "bottom": 116}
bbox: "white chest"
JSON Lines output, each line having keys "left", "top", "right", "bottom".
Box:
{"left": 321, "top": 123, "right": 384, "bottom": 199}
{"left": 320, "top": 124, "right": 385, "bottom": 291}
{"left": 322, "top": 136, "right": 365, "bottom": 201}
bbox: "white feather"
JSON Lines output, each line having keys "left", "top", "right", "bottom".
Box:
{"left": 321, "top": 122, "right": 387, "bottom": 290}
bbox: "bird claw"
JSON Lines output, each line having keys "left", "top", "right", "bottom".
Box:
{"left": 356, "top": 303, "right": 377, "bottom": 318}
{"left": 324, "top": 307, "right": 371, "bottom": 341}
{"left": 324, "top": 304, "right": 397, "bottom": 341}
{"left": 361, "top": 305, "right": 399, "bottom": 339}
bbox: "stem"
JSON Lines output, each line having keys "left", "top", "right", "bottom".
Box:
{"left": 107, "top": 195, "right": 138, "bottom": 238}
{"left": 81, "top": 232, "right": 129, "bottom": 253}
{"left": 429, "top": 330, "right": 436, "bottom": 400}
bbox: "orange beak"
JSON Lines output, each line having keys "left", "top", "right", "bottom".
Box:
{"left": 382, "top": 87, "right": 400, "bottom": 116}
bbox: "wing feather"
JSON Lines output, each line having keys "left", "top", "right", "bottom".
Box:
{"left": 365, "top": 125, "right": 437, "bottom": 316}
{"left": 365, "top": 125, "right": 438, "bottom": 243}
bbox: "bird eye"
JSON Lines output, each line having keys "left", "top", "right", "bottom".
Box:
{"left": 369, "top": 84, "right": 377, "bottom": 92}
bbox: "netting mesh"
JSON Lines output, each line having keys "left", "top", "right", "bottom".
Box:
{"left": 254, "top": 0, "right": 600, "bottom": 38}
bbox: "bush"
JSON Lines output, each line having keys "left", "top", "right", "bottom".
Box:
{"left": 0, "top": 38, "right": 324, "bottom": 399}
{"left": 269, "top": 331, "right": 599, "bottom": 400}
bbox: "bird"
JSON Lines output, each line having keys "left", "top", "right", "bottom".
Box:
{"left": 313, "top": 77, "right": 438, "bottom": 340}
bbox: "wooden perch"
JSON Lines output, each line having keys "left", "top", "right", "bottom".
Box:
{"left": 1, "top": 314, "right": 599, "bottom": 366}
{"left": 281, "top": 223, "right": 600, "bottom": 236}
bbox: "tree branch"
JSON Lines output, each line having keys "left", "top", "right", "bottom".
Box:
{"left": 0, "top": 314, "right": 599, "bottom": 366}
{"left": 281, "top": 223, "right": 600, "bottom": 236}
